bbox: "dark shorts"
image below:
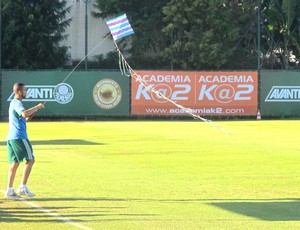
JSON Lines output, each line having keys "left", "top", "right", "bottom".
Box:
{"left": 7, "top": 139, "right": 34, "bottom": 163}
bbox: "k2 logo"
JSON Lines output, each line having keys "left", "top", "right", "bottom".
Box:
{"left": 198, "top": 84, "right": 254, "bottom": 103}
{"left": 135, "top": 84, "right": 191, "bottom": 103}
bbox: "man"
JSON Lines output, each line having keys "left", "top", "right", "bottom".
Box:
{"left": 5, "top": 83, "right": 45, "bottom": 199}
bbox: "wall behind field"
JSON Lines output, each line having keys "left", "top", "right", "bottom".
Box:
{"left": 1, "top": 70, "right": 130, "bottom": 118}
{"left": 260, "top": 70, "right": 300, "bottom": 116}
{"left": 1, "top": 70, "right": 300, "bottom": 119}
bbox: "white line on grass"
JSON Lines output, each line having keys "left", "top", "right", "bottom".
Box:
{"left": 0, "top": 190, "right": 93, "bottom": 230}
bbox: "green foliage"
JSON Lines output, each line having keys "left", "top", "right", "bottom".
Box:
{"left": 93, "top": 0, "right": 260, "bottom": 70}
{"left": 1, "top": 0, "right": 71, "bottom": 69}
{"left": 262, "top": 0, "right": 300, "bottom": 69}
{"left": 93, "top": 0, "right": 300, "bottom": 70}
{"left": 1, "top": 0, "right": 299, "bottom": 70}
{"left": 161, "top": 0, "right": 259, "bottom": 70}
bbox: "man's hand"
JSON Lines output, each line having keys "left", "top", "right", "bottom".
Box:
{"left": 25, "top": 103, "right": 45, "bottom": 121}
{"left": 36, "top": 103, "right": 45, "bottom": 110}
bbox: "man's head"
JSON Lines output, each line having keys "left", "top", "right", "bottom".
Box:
{"left": 13, "top": 83, "right": 26, "bottom": 100}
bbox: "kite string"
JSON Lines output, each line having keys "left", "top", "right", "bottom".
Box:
{"left": 40, "top": 32, "right": 229, "bottom": 135}
{"left": 43, "top": 34, "right": 111, "bottom": 106}
{"left": 113, "top": 40, "right": 210, "bottom": 122}
{"left": 113, "top": 40, "right": 230, "bottom": 135}
{"left": 61, "top": 34, "right": 111, "bottom": 84}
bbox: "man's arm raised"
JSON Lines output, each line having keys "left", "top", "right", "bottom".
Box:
{"left": 22, "top": 103, "right": 45, "bottom": 121}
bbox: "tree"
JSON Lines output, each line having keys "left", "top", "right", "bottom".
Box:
{"left": 161, "top": 0, "right": 259, "bottom": 70}
{"left": 261, "top": 0, "right": 300, "bottom": 69}
{"left": 92, "top": 0, "right": 300, "bottom": 70}
{"left": 93, "top": 0, "right": 259, "bottom": 70}
{"left": 1, "top": 0, "right": 71, "bottom": 69}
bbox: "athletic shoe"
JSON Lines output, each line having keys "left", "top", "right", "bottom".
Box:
{"left": 5, "top": 190, "right": 22, "bottom": 199}
{"left": 17, "top": 187, "right": 35, "bottom": 197}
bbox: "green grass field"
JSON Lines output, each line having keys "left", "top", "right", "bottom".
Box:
{"left": 0, "top": 120, "right": 300, "bottom": 229}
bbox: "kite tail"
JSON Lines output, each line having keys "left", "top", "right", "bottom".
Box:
{"left": 112, "top": 40, "right": 230, "bottom": 135}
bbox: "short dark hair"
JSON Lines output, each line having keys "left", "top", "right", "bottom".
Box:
{"left": 13, "top": 83, "right": 25, "bottom": 94}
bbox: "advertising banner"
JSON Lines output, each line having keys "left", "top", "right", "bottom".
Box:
{"left": 260, "top": 71, "right": 300, "bottom": 115}
{"left": 1, "top": 71, "right": 130, "bottom": 116}
{"left": 132, "top": 71, "right": 258, "bottom": 116}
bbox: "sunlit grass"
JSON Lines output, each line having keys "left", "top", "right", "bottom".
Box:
{"left": 0, "top": 120, "right": 300, "bottom": 229}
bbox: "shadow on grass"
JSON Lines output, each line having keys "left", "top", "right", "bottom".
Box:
{"left": 209, "top": 200, "right": 300, "bottom": 221}
{"left": 0, "top": 198, "right": 158, "bottom": 224}
{"left": 0, "top": 207, "right": 102, "bottom": 223}
{"left": 2, "top": 197, "right": 299, "bottom": 223}
{"left": 0, "top": 139, "right": 104, "bottom": 146}
{"left": 29, "top": 197, "right": 300, "bottom": 221}
{"left": 153, "top": 197, "right": 300, "bottom": 221}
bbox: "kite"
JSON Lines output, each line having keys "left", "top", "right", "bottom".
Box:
{"left": 105, "top": 14, "right": 134, "bottom": 41}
